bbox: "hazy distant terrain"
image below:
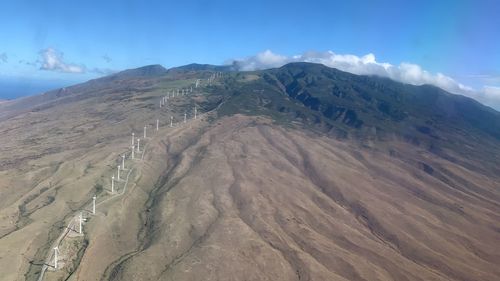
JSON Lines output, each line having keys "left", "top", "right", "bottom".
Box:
{"left": 0, "top": 63, "right": 499, "bottom": 281}
{"left": 0, "top": 78, "right": 81, "bottom": 100}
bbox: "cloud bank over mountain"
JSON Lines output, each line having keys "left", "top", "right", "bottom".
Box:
{"left": 228, "top": 50, "right": 500, "bottom": 110}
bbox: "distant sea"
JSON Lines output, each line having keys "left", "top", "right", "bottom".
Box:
{"left": 0, "top": 78, "right": 82, "bottom": 100}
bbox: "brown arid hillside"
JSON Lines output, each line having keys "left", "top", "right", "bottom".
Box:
{"left": 0, "top": 63, "right": 499, "bottom": 281}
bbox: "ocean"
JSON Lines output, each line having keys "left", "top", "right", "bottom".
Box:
{"left": 0, "top": 78, "right": 77, "bottom": 100}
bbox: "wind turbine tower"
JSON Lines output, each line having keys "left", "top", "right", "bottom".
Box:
{"left": 53, "top": 247, "right": 59, "bottom": 270}
{"left": 78, "top": 212, "right": 83, "bottom": 234}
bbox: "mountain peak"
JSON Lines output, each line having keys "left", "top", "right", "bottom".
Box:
{"left": 168, "top": 63, "right": 235, "bottom": 72}
{"left": 280, "top": 61, "right": 326, "bottom": 69}
{"left": 109, "top": 64, "right": 168, "bottom": 79}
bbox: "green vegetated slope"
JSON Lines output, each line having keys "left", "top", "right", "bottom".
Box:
{"left": 211, "top": 62, "right": 500, "bottom": 174}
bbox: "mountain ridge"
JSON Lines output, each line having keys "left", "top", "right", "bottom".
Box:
{"left": 211, "top": 62, "right": 500, "bottom": 175}
{"left": 216, "top": 63, "right": 497, "bottom": 137}
{"left": 0, "top": 61, "right": 499, "bottom": 281}
{"left": 108, "top": 64, "right": 168, "bottom": 79}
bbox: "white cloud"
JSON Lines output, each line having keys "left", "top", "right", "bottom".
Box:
{"left": 229, "top": 50, "right": 284, "bottom": 71}
{"left": 477, "top": 86, "right": 500, "bottom": 109}
{"left": 228, "top": 50, "right": 500, "bottom": 110}
{"left": 39, "top": 48, "right": 85, "bottom": 73}
{"left": 483, "top": 86, "right": 500, "bottom": 96}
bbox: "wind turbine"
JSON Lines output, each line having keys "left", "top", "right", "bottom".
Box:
{"left": 53, "top": 247, "right": 59, "bottom": 269}
{"left": 78, "top": 212, "right": 84, "bottom": 234}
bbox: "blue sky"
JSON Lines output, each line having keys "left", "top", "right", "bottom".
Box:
{"left": 0, "top": 0, "right": 499, "bottom": 108}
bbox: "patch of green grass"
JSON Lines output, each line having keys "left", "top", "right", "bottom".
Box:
{"left": 207, "top": 63, "right": 500, "bottom": 173}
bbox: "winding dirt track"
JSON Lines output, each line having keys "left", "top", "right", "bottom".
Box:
{"left": 37, "top": 165, "right": 135, "bottom": 281}
{"left": 37, "top": 107, "right": 210, "bottom": 281}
